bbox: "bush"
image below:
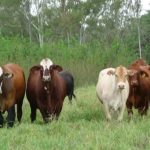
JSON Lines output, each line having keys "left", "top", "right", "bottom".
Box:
{"left": 0, "top": 36, "right": 137, "bottom": 87}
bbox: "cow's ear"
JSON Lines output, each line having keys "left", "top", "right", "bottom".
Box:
{"left": 139, "top": 69, "right": 149, "bottom": 78}
{"left": 140, "top": 71, "right": 148, "bottom": 78}
{"left": 128, "top": 70, "right": 137, "bottom": 76}
{"left": 50, "top": 65, "right": 63, "bottom": 72}
{"left": 107, "top": 69, "right": 115, "bottom": 75}
{"left": 139, "top": 66, "right": 149, "bottom": 77}
{"left": 3, "top": 73, "right": 13, "bottom": 79}
{"left": 30, "top": 65, "right": 42, "bottom": 72}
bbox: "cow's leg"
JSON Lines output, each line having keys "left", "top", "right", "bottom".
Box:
{"left": 7, "top": 105, "right": 16, "bottom": 128}
{"left": 138, "top": 98, "right": 148, "bottom": 116}
{"left": 30, "top": 106, "right": 37, "bottom": 123}
{"left": 28, "top": 100, "right": 37, "bottom": 123}
{"left": 138, "top": 105, "right": 148, "bottom": 116}
{"left": 144, "top": 99, "right": 149, "bottom": 115}
{"left": 0, "top": 112, "right": 4, "bottom": 128}
{"left": 17, "top": 99, "right": 23, "bottom": 122}
{"left": 126, "top": 101, "right": 133, "bottom": 119}
{"left": 142, "top": 99, "right": 149, "bottom": 115}
{"left": 103, "top": 102, "right": 111, "bottom": 121}
{"left": 55, "top": 104, "right": 63, "bottom": 120}
{"left": 40, "top": 109, "right": 49, "bottom": 123}
{"left": 117, "top": 103, "right": 126, "bottom": 121}
{"left": 138, "top": 107, "right": 145, "bottom": 116}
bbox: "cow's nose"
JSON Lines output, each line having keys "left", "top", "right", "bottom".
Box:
{"left": 43, "top": 76, "right": 51, "bottom": 81}
{"left": 118, "top": 84, "right": 125, "bottom": 90}
{"left": 131, "top": 80, "right": 138, "bottom": 86}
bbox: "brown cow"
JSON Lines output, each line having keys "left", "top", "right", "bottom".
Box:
{"left": 126, "top": 59, "right": 150, "bottom": 118}
{"left": 26, "top": 64, "right": 75, "bottom": 123}
{"left": 0, "top": 64, "right": 26, "bottom": 128}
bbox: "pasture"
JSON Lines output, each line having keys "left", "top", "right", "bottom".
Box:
{"left": 0, "top": 85, "right": 150, "bottom": 150}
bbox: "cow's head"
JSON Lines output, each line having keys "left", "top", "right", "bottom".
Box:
{"left": 128, "top": 65, "right": 150, "bottom": 87}
{"left": 40, "top": 58, "right": 53, "bottom": 82}
{"left": 0, "top": 67, "right": 13, "bottom": 94}
{"left": 107, "top": 66, "right": 132, "bottom": 90}
{"left": 128, "top": 69, "right": 139, "bottom": 87}
{"left": 31, "top": 62, "right": 63, "bottom": 84}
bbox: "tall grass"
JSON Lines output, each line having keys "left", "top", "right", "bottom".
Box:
{"left": 0, "top": 85, "right": 150, "bottom": 150}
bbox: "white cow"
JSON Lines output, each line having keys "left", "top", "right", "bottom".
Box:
{"left": 96, "top": 66, "right": 132, "bottom": 121}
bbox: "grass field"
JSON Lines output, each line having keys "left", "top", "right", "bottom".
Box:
{"left": 0, "top": 85, "right": 150, "bottom": 150}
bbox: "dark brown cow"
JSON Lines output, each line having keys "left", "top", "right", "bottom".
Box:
{"left": 0, "top": 64, "right": 26, "bottom": 127}
{"left": 26, "top": 64, "right": 75, "bottom": 123}
{"left": 126, "top": 59, "right": 150, "bottom": 117}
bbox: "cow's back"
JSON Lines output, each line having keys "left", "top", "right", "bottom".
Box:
{"left": 59, "top": 71, "right": 75, "bottom": 101}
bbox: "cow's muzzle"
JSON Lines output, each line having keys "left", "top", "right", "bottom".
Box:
{"left": 130, "top": 80, "right": 138, "bottom": 86}
{"left": 42, "top": 76, "right": 51, "bottom": 82}
{"left": 118, "top": 83, "right": 125, "bottom": 90}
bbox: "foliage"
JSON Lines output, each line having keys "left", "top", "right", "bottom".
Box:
{"left": 0, "top": 36, "right": 137, "bottom": 87}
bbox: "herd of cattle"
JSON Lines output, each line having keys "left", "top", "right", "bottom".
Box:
{"left": 0, "top": 58, "right": 75, "bottom": 128}
{"left": 0, "top": 58, "right": 149, "bottom": 128}
{"left": 96, "top": 59, "right": 150, "bottom": 121}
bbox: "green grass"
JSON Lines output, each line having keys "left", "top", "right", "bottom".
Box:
{"left": 0, "top": 85, "right": 150, "bottom": 150}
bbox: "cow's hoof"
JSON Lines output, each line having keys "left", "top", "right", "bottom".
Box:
{"left": 7, "top": 122, "right": 14, "bottom": 128}
{"left": 117, "top": 117, "right": 123, "bottom": 122}
{"left": 106, "top": 116, "right": 111, "bottom": 121}
{"left": 44, "top": 118, "right": 50, "bottom": 123}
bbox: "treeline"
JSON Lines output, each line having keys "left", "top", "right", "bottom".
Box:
{"left": 0, "top": 0, "right": 150, "bottom": 86}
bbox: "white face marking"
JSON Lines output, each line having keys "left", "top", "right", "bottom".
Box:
{"left": 0, "top": 67, "right": 3, "bottom": 94}
{"left": 40, "top": 58, "right": 53, "bottom": 70}
{"left": 0, "top": 67, "right": 3, "bottom": 77}
{"left": 0, "top": 82, "right": 2, "bottom": 94}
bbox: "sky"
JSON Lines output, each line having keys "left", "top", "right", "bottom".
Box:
{"left": 31, "top": 0, "right": 150, "bottom": 16}
{"left": 141, "top": 0, "right": 150, "bottom": 15}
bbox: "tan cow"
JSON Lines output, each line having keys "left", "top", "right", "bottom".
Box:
{"left": 96, "top": 66, "right": 132, "bottom": 121}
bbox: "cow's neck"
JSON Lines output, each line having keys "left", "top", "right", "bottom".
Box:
{"left": 43, "top": 77, "right": 56, "bottom": 95}
{"left": 130, "top": 86, "right": 140, "bottom": 96}
{"left": 43, "top": 81, "right": 51, "bottom": 95}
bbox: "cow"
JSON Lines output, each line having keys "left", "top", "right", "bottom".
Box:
{"left": 26, "top": 63, "right": 75, "bottom": 123}
{"left": 126, "top": 59, "right": 150, "bottom": 117}
{"left": 40, "top": 58, "right": 75, "bottom": 100}
{"left": 96, "top": 66, "right": 132, "bottom": 121}
{"left": 0, "top": 63, "right": 26, "bottom": 128}
{"left": 59, "top": 71, "right": 76, "bottom": 102}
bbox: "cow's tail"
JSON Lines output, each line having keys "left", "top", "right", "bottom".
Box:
{"left": 68, "top": 91, "right": 76, "bottom": 103}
